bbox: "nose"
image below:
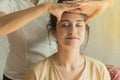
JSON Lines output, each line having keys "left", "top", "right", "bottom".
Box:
{"left": 68, "top": 24, "right": 77, "bottom": 35}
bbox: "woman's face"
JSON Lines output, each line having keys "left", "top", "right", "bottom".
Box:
{"left": 53, "top": 13, "right": 86, "bottom": 48}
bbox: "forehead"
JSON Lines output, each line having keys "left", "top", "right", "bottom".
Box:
{"left": 61, "top": 12, "right": 84, "bottom": 22}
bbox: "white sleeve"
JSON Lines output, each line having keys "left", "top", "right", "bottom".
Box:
{"left": 0, "top": 0, "right": 14, "bottom": 14}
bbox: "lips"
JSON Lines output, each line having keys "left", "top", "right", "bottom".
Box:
{"left": 66, "top": 37, "right": 80, "bottom": 40}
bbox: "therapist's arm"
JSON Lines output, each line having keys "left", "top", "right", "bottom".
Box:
{"left": 0, "top": 2, "right": 80, "bottom": 36}
{"left": 64, "top": 0, "right": 115, "bottom": 23}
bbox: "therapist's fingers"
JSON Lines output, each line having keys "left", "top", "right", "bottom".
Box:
{"left": 49, "top": 3, "right": 82, "bottom": 23}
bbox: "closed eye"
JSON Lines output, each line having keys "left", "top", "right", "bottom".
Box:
{"left": 62, "top": 23, "right": 70, "bottom": 27}
{"left": 76, "top": 23, "right": 84, "bottom": 28}
{"left": 60, "top": 21, "right": 71, "bottom": 28}
{"left": 76, "top": 24, "right": 83, "bottom": 27}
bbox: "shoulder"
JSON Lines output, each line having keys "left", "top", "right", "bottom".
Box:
{"left": 33, "top": 57, "right": 51, "bottom": 67}
{"left": 26, "top": 57, "right": 52, "bottom": 79}
{"left": 85, "top": 56, "right": 110, "bottom": 79}
{"left": 85, "top": 56, "right": 107, "bottom": 70}
{"left": 29, "top": 57, "right": 52, "bottom": 73}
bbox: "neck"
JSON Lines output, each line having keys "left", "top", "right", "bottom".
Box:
{"left": 53, "top": 46, "right": 84, "bottom": 68}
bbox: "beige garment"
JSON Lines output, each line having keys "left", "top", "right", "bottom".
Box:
{"left": 25, "top": 55, "right": 110, "bottom": 80}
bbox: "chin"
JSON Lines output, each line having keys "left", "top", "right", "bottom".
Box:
{"left": 65, "top": 43, "right": 81, "bottom": 47}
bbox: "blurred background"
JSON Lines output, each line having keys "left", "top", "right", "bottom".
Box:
{"left": 84, "top": 0, "right": 120, "bottom": 66}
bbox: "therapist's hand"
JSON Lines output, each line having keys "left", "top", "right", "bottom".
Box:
{"left": 64, "top": 1, "right": 108, "bottom": 23}
{"left": 47, "top": 2, "right": 81, "bottom": 23}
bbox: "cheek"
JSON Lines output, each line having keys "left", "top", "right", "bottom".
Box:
{"left": 82, "top": 30, "right": 86, "bottom": 37}
{"left": 79, "top": 29, "right": 86, "bottom": 39}
{"left": 55, "top": 29, "right": 67, "bottom": 40}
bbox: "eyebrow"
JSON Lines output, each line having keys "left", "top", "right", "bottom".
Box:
{"left": 60, "top": 20, "right": 84, "bottom": 23}
{"left": 76, "top": 20, "right": 84, "bottom": 22}
{"left": 60, "top": 20, "right": 69, "bottom": 22}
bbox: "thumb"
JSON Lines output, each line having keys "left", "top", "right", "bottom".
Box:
{"left": 57, "top": 16, "right": 61, "bottom": 24}
{"left": 56, "top": 11, "right": 63, "bottom": 24}
{"left": 84, "top": 17, "right": 91, "bottom": 23}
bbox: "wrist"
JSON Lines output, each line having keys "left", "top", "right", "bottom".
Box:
{"left": 48, "top": 2, "right": 53, "bottom": 13}
{"left": 43, "top": 2, "right": 52, "bottom": 13}
{"left": 38, "top": 2, "right": 50, "bottom": 13}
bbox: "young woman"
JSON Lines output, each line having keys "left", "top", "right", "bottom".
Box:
{"left": 25, "top": 12, "right": 110, "bottom": 80}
